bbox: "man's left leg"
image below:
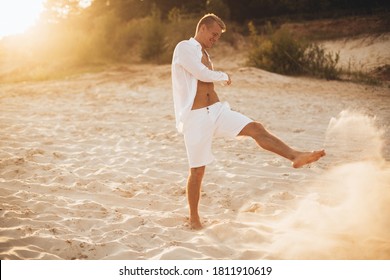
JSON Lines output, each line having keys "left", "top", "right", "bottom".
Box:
{"left": 239, "top": 122, "right": 325, "bottom": 168}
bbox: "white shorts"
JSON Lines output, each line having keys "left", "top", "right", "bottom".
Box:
{"left": 183, "top": 102, "right": 252, "bottom": 168}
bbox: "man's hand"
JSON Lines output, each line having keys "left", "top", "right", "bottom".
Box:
{"left": 221, "top": 74, "right": 231, "bottom": 86}
{"left": 226, "top": 74, "right": 232, "bottom": 85}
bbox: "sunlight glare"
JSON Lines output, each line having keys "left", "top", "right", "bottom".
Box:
{"left": 0, "top": 0, "right": 45, "bottom": 38}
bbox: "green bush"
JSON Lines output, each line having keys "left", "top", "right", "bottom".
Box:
{"left": 304, "top": 44, "right": 341, "bottom": 79}
{"left": 269, "top": 28, "right": 307, "bottom": 74}
{"left": 140, "top": 8, "right": 167, "bottom": 63}
{"left": 247, "top": 22, "right": 341, "bottom": 80}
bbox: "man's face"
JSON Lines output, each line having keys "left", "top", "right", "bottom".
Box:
{"left": 200, "top": 21, "right": 222, "bottom": 49}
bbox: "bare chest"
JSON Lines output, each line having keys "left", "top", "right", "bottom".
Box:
{"left": 201, "top": 51, "right": 213, "bottom": 70}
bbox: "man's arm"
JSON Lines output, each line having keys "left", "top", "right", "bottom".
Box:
{"left": 175, "top": 42, "right": 229, "bottom": 83}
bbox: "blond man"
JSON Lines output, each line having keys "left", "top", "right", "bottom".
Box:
{"left": 171, "top": 14, "right": 325, "bottom": 229}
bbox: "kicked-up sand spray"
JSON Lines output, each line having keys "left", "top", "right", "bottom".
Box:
{"left": 270, "top": 110, "right": 390, "bottom": 259}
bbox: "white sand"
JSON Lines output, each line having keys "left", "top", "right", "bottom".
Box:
{"left": 0, "top": 36, "right": 389, "bottom": 260}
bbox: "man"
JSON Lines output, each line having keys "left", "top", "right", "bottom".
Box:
{"left": 171, "top": 14, "right": 325, "bottom": 230}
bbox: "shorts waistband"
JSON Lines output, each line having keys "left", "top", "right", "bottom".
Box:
{"left": 191, "top": 101, "right": 222, "bottom": 112}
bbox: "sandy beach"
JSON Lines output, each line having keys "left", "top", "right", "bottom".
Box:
{"left": 1, "top": 34, "right": 389, "bottom": 260}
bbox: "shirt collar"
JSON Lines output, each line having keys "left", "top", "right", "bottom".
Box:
{"left": 189, "top": 37, "right": 203, "bottom": 59}
{"left": 189, "top": 37, "right": 201, "bottom": 49}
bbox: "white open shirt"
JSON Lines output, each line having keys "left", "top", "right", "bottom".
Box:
{"left": 171, "top": 37, "right": 229, "bottom": 133}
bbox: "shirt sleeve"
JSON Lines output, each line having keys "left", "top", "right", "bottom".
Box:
{"left": 175, "top": 42, "right": 229, "bottom": 83}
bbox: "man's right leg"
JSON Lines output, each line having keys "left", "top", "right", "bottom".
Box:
{"left": 187, "top": 166, "right": 206, "bottom": 230}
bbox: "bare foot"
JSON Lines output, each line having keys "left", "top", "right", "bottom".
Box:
{"left": 292, "top": 150, "right": 326, "bottom": 168}
{"left": 189, "top": 217, "right": 203, "bottom": 230}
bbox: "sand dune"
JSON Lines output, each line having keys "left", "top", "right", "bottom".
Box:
{"left": 0, "top": 35, "right": 389, "bottom": 260}
{"left": 321, "top": 33, "right": 390, "bottom": 71}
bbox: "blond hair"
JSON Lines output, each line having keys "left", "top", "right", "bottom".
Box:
{"left": 196, "top": 13, "right": 226, "bottom": 34}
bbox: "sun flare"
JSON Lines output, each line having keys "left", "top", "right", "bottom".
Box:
{"left": 0, "top": 0, "right": 45, "bottom": 38}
